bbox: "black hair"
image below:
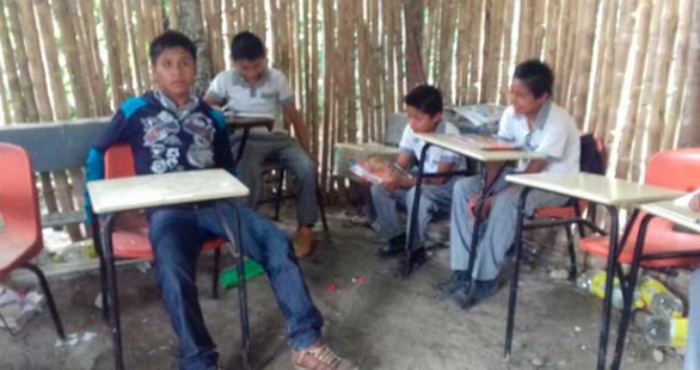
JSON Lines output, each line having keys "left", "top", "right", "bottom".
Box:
{"left": 230, "top": 31, "right": 265, "bottom": 61}
{"left": 404, "top": 85, "right": 443, "bottom": 117}
{"left": 513, "top": 59, "right": 554, "bottom": 98}
{"left": 149, "top": 30, "right": 197, "bottom": 66}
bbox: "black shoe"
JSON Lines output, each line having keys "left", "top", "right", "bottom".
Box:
{"left": 397, "top": 247, "right": 428, "bottom": 276}
{"left": 452, "top": 279, "right": 499, "bottom": 311}
{"left": 435, "top": 270, "right": 471, "bottom": 300}
{"left": 377, "top": 234, "right": 407, "bottom": 259}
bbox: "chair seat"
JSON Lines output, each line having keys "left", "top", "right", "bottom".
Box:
{"left": 534, "top": 206, "right": 576, "bottom": 219}
{"left": 0, "top": 231, "right": 41, "bottom": 275}
{"left": 580, "top": 215, "right": 700, "bottom": 267}
{"left": 533, "top": 200, "right": 589, "bottom": 220}
{"left": 110, "top": 211, "right": 223, "bottom": 261}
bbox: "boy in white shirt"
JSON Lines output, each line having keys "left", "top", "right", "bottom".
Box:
{"left": 440, "top": 60, "right": 580, "bottom": 309}
{"left": 371, "top": 85, "right": 462, "bottom": 270}
{"left": 204, "top": 31, "right": 318, "bottom": 258}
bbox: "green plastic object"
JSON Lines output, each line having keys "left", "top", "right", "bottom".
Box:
{"left": 220, "top": 260, "right": 265, "bottom": 290}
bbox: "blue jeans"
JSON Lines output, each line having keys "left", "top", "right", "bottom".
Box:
{"left": 231, "top": 132, "right": 318, "bottom": 226}
{"left": 147, "top": 201, "right": 323, "bottom": 370}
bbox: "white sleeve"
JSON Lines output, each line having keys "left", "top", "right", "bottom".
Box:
{"left": 536, "top": 120, "right": 570, "bottom": 159}
{"left": 398, "top": 126, "right": 414, "bottom": 154}
{"left": 497, "top": 107, "right": 515, "bottom": 140}
{"left": 205, "top": 71, "right": 229, "bottom": 104}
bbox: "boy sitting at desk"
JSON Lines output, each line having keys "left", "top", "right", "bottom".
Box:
{"left": 439, "top": 60, "right": 580, "bottom": 310}
{"left": 85, "top": 31, "right": 354, "bottom": 370}
{"left": 370, "top": 85, "right": 462, "bottom": 270}
{"left": 204, "top": 31, "right": 319, "bottom": 259}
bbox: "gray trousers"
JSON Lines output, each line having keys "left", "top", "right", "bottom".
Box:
{"left": 370, "top": 179, "right": 457, "bottom": 249}
{"left": 231, "top": 132, "right": 318, "bottom": 226}
{"left": 449, "top": 175, "right": 568, "bottom": 280}
{"left": 686, "top": 269, "right": 700, "bottom": 370}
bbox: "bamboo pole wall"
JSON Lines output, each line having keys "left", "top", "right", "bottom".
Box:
{"left": 0, "top": 0, "right": 698, "bottom": 192}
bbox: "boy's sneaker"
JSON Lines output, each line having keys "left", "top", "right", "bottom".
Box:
{"left": 435, "top": 270, "right": 471, "bottom": 299}
{"left": 376, "top": 234, "right": 406, "bottom": 259}
{"left": 396, "top": 247, "right": 428, "bottom": 275}
{"left": 292, "top": 343, "right": 357, "bottom": 370}
{"left": 294, "top": 226, "right": 314, "bottom": 258}
{"left": 452, "top": 278, "right": 499, "bottom": 310}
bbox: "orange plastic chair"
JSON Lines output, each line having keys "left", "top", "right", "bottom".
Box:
{"left": 579, "top": 149, "right": 700, "bottom": 369}
{"left": 97, "top": 144, "right": 223, "bottom": 306}
{"left": 0, "top": 143, "right": 65, "bottom": 338}
{"left": 580, "top": 148, "right": 700, "bottom": 266}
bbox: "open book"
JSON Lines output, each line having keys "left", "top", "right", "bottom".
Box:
{"left": 349, "top": 157, "right": 412, "bottom": 185}
{"left": 458, "top": 134, "right": 521, "bottom": 151}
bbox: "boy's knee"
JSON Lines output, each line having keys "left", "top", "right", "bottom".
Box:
{"left": 293, "top": 155, "right": 316, "bottom": 178}
{"left": 370, "top": 183, "right": 388, "bottom": 199}
{"left": 453, "top": 177, "right": 480, "bottom": 199}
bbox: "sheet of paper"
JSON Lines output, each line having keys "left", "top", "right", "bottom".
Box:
{"left": 673, "top": 189, "right": 700, "bottom": 208}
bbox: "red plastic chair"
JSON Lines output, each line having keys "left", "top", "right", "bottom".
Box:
{"left": 579, "top": 148, "right": 700, "bottom": 369}
{"left": 0, "top": 143, "right": 65, "bottom": 338}
{"left": 98, "top": 144, "right": 223, "bottom": 301}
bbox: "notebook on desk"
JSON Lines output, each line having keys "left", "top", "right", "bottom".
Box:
{"left": 458, "top": 134, "right": 522, "bottom": 151}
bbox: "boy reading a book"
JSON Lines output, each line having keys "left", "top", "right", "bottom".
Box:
{"left": 204, "top": 31, "right": 318, "bottom": 258}
{"left": 86, "top": 31, "right": 355, "bottom": 370}
{"left": 370, "top": 85, "right": 462, "bottom": 269}
{"left": 439, "top": 60, "right": 580, "bottom": 310}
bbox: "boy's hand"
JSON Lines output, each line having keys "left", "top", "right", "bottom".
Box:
{"left": 307, "top": 151, "right": 319, "bottom": 167}
{"left": 690, "top": 193, "right": 700, "bottom": 213}
{"left": 469, "top": 193, "right": 493, "bottom": 219}
{"left": 381, "top": 173, "right": 402, "bottom": 190}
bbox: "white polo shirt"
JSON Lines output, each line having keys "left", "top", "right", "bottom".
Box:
{"left": 399, "top": 120, "right": 462, "bottom": 173}
{"left": 206, "top": 67, "right": 293, "bottom": 133}
{"left": 497, "top": 101, "right": 580, "bottom": 174}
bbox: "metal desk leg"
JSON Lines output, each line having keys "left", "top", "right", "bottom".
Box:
{"left": 466, "top": 164, "right": 507, "bottom": 291}
{"left": 611, "top": 214, "right": 654, "bottom": 370}
{"left": 100, "top": 213, "right": 124, "bottom": 370}
{"left": 233, "top": 129, "right": 251, "bottom": 168}
{"left": 403, "top": 143, "right": 431, "bottom": 277}
{"left": 216, "top": 201, "right": 251, "bottom": 370}
{"left": 597, "top": 205, "right": 620, "bottom": 370}
{"left": 504, "top": 186, "right": 532, "bottom": 360}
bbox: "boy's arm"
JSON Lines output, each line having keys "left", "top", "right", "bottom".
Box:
{"left": 203, "top": 95, "right": 223, "bottom": 110}
{"left": 209, "top": 110, "right": 236, "bottom": 172}
{"left": 84, "top": 105, "right": 136, "bottom": 224}
{"left": 282, "top": 103, "right": 312, "bottom": 155}
{"left": 406, "top": 162, "right": 455, "bottom": 187}
{"left": 276, "top": 72, "right": 313, "bottom": 158}
{"left": 203, "top": 72, "right": 227, "bottom": 110}
{"left": 524, "top": 159, "right": 549, "bottom": 174}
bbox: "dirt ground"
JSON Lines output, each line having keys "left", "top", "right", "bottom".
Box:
{"left": 0, "top": 211, "right": 684, "bottom": 369}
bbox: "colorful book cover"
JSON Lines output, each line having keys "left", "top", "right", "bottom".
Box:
{"left": 349, "top": 157, "right": 412, "bottom": 185}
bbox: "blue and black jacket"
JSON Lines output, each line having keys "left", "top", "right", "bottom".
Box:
{"left": 84, "top": 91, "right": 233, "bottom": 223}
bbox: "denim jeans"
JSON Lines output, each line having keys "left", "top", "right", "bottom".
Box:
{"left": 147, "top": 201, "right": 323, "bottom": 370}
{"left": 231, "top": 132, "right": 318, "bottom": 226}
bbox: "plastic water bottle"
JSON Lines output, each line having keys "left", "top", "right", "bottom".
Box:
{"left": 577, "top": 270, "right": 644, "bottom": 310}
{"left": 639, "top": 276, "right": 684, "bottom": 318}
{"left": 645, "top": 315, "right": 688, "bottom": 348}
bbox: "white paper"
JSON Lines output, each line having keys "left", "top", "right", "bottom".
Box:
{"left": 226, "top": 111, "right": 276, "bottom": 120}
{"left": 673, "top": 189, "right": 700, "bottom": 208}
